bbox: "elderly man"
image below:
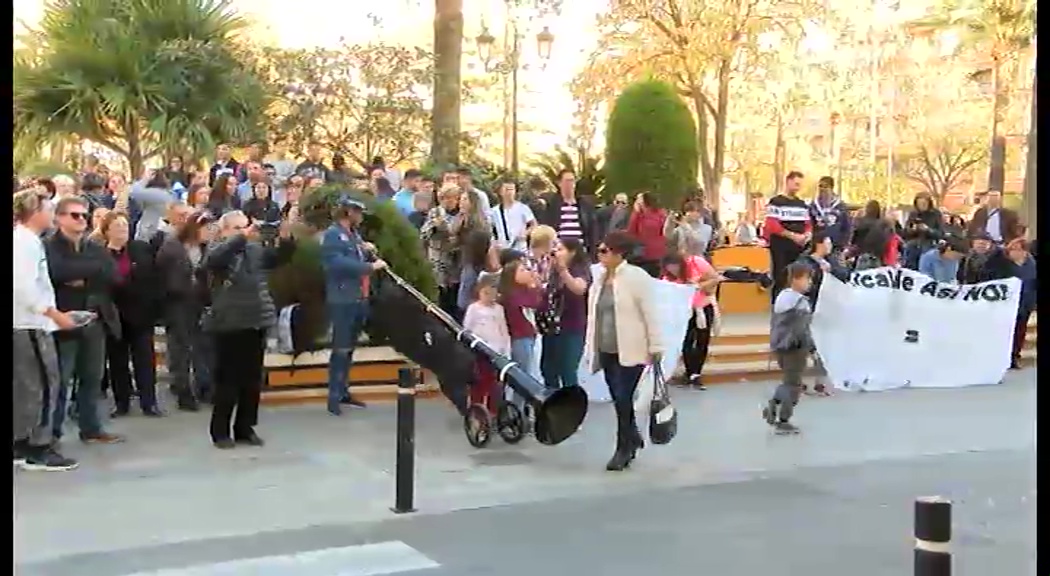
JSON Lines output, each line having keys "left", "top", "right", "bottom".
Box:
{"left": 202, "top": 211, "right": 294, "bottom": 448}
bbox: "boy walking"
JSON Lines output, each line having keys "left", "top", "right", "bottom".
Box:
{"left": 763, "top": 262, "right": 814, "bottom": 434}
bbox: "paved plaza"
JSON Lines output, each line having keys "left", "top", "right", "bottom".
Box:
{"left": 15, "top": 370, "right": 1037, "bottom": 576}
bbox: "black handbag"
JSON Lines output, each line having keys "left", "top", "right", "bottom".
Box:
{"left": 648, "top": 363, "right": 678, "bottom": 445}
{"left": 535, "top": 279, "right": 564, "bottom": 336}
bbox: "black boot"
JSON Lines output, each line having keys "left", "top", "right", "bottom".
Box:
{"left": 605, "top": 443, "right": 633, "bottom": 471}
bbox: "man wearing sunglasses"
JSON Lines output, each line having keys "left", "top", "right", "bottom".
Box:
{"left": 44, "top": 196, "right": 125, "bottom": 445}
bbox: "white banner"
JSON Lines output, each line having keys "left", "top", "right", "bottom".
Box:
{"left": 574, "top": 265, "right": 696, "bottom": 402}
{"left": 812, "top": 266, "right": 1021, "bottom": 391}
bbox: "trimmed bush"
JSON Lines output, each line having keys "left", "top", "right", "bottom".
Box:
{"left": 268, "top": 185, "right": 437, "bottom": 349}
{"left": 604, "top": 79, "right": 698, "bottom": 210}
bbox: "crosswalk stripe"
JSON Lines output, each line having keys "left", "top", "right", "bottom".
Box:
{"left": 119, "top": 541, "right": 440, "bottom": 576}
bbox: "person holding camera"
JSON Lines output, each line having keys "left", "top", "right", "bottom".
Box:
{"left": 202, "top": 211, "right": 295, "bottom": 449}
{"left": 903, "top": 192, "right": 944, "bottom": 270}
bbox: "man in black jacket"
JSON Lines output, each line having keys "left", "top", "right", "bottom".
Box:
{"left": 203, "top": 211, "right": 295, "bottom": 448}
{"left": 208, "top": 143, "right": 240, "bottom": 187}
{"left": 537, "top": 168, "right": 598, "bottom": 255}
{"left": 45, "top": 196, "right": 124, "bottom": 445}
{"left": 958, "top": 231, "right": 1014, "bottom": 284}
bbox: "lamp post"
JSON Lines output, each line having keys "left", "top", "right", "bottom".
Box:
{"left": 476, "top": 18, "right": 553, "bottom": 177}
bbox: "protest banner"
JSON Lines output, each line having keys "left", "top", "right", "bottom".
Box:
{"left": 812, "top": 267, "right": 1021, "bottom": 391}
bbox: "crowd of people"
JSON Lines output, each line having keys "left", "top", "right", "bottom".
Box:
{"left": 12, "top": 142, "right": 1037, "bottom": 472}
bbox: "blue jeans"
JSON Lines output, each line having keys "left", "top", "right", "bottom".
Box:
{"left": 327, "top": 301, "right": 369, "bottom": 409}
{"left": 53, "top": 321, "right": 107, "bottom": 439}
{"left": 508, "top": 337, "right": 536, "bottom": 408}
{"left": 540, "top": 332, "right": 585, "bottom": 389}
{"left": 599, "top": 352, "right": 645, "bottom": 448}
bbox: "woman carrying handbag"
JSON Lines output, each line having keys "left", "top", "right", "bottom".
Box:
{"left": 585, "top": 231, "right": 664, "bottom": 471}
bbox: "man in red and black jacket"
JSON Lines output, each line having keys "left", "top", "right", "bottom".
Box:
{"left": 763, "top": 171, "right": 812, "bottom": 302}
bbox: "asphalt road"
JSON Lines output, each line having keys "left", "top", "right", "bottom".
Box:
{"left": 15, "top": 371, "right": 1037, "bottom": 576}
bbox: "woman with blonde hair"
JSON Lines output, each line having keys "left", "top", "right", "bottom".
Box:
{"left": 526, "top": 224, "right": 557, "bottom": 283}
{"left": 421, "top": 184, "right": 465, "bottom": 318}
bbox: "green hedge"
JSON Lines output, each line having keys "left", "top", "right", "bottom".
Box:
{"left": 604, "top": 79, "right": 698, "bottom": 210}
{"left": 268, "top": 185, "right": 436, "bottom": 349}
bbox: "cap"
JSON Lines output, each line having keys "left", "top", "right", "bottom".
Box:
{"left": 971, "top": 230, "right": 993, "bottom": 242}
{"left": 336, "top": 196, "right": 368, "bottom": 213}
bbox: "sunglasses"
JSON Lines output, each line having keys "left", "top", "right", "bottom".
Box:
{"left": 62, "top": 211, "right": 89, "bottom": 221}
{"left": 597, "top": 246, "right": 610, "bottom": 255}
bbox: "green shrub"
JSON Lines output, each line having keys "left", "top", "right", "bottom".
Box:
{"left": 604, "top": 79, "right": 698, "bottom": 210}
{"left": 268, "top": 185, "right": 437, "bottom": 348}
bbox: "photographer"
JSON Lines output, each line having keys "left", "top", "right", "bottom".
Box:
{"left": 202, "top": 211, "right": 295, "bottom": 449}
{"left": 903, "top": 192, "right": 944, "bottom": 269}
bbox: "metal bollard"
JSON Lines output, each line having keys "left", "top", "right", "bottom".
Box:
{"left": 391, "top": 368, "right": 417, "bottom": 514}
{"left": 914, "top": 496, "right": 952, "bottom": 576}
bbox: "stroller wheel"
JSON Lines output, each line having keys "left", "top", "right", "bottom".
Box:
{"left": 496, "top": 403, "right": 525, "bottom": 444}
{"left": 464, "top": 404, "right": 492, "bottom": 448}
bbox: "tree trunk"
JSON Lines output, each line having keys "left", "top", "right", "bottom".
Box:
{"left": 708, "top": 59, "right": 731, "bottom": 213}
{"left": 773, "top": 117, "right": 786, "bottom": 194}
{"left": 1023, "top": 66, "right": 1037, "bottom": 238}
{"left": 431, "top": 0, "right": 463, "bottom": 168}
{"left": 987, "top": 55, "right": 1007, "bottom": 192}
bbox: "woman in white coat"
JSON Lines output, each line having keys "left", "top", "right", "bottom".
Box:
{"left": 585, "top": 231, "right": 663, "bottom": 471}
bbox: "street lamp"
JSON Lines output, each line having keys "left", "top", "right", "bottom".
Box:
{"left": 474, "top": 20, "right": 554, "bottom": 177}
{"left": 536, "top": 26, "right": 554, "bottom": 60}
{"left": 475, "top": 27, "right": 496, "bottom": 67}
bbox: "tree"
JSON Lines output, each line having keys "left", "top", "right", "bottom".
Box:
{"left": 604, "top": 79, "right": 698, "bottom": 208}
{"left": 262, "top": 42, "right": 433, "bottom": 168}
{"left": 573, "top": 0, "right": 820, "bottom": 210}
{"left": 431, "top": 0, "right": 464, "bottom": 167}
{"left": 268, "top": 185, "right": 437, "bottom": 349}
{"left": 529, "top": 145, "right": 606, "bottom": 198}
{"left": 902, "top": 138, "right": 987, "bottom": 200}
{"left": 1022, "top": 66, "right": 1036, "bottom": 237}
{"left": 895, "top": 63, "right": 990, "bottom": 203}
{"left": 918, "top": 0, "right": 1036, "bottom": 192}
{"left": 14, "top": 0, "right": 269, "bottom": 176}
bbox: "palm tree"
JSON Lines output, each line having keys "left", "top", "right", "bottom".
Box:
{"left": 14, "top": 0, "right": 269, "bottom": 176}
{"left": 431, "top": 0, "right": 464, "bottom": 167}
{"left": 920, "top": 0, "right": 1036, "bottom": 192}
{"left": 529, "top": 145, "right": 606, "bottom": 198}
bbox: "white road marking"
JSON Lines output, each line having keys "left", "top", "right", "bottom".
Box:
{"left": 120, "top": 541, "right": 440, "bottom": 576}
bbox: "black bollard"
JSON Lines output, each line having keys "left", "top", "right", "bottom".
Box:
{"left": 914, "top": 496, "right": 952, "bottom": 576}
{"left": 391, "top": 368, "right": 417, "bottom": 514}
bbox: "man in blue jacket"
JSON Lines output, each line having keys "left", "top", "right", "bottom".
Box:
{"left": 320, "top": 198, "right": 388, "bottom": 416}
{"left": 808, "top": 176, "right": 851, "bottom": 254}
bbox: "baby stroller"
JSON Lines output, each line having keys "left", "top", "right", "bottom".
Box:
{"left": 464, "top": 349, "right": 526, "bottom": 448}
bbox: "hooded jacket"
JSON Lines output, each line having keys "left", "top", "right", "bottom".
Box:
{"left": 808, "top": 195, "right": 851, "bottom": 250}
